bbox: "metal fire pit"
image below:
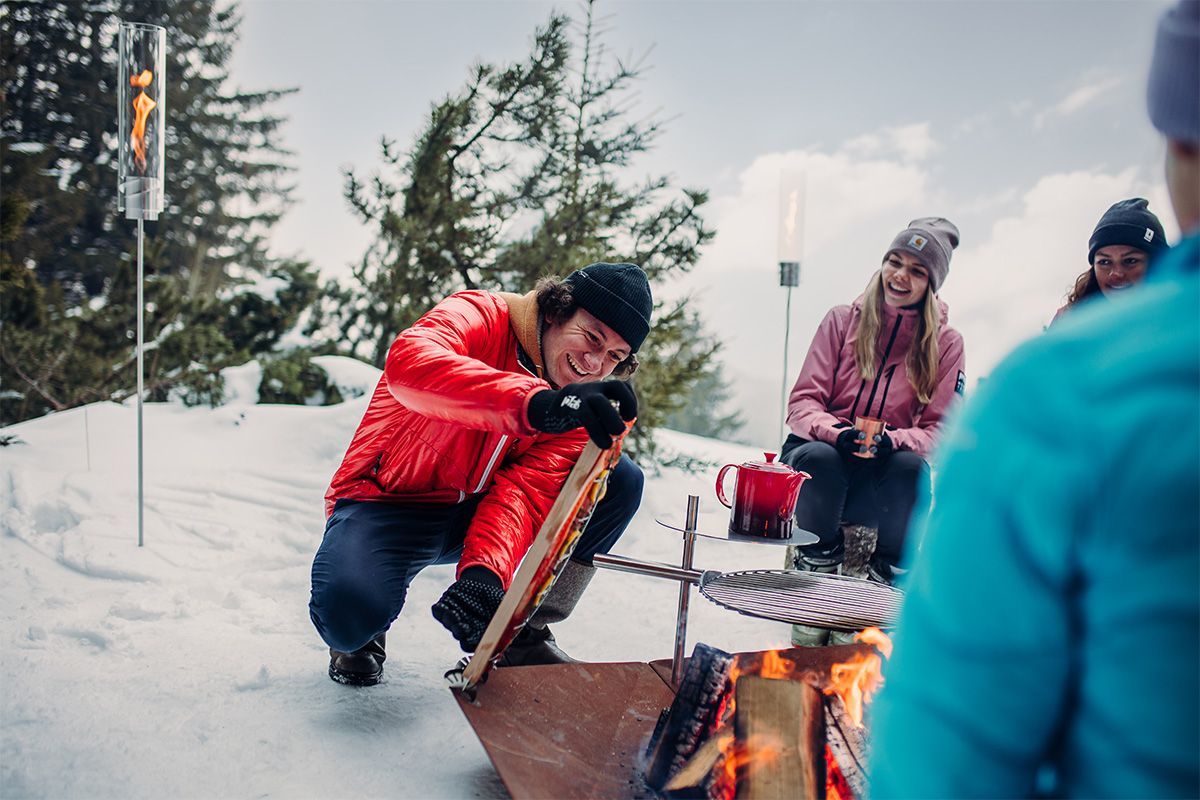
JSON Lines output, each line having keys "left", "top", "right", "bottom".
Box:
{"left": 593, "top": 494, "right": 903, "bottom": 685}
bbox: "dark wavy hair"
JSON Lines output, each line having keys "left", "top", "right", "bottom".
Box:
{"left": 535, "top": 277, "right": 639, "bottom": 378}
{"left": 1064, "top": 267, "right": 1103, "bottom": 308}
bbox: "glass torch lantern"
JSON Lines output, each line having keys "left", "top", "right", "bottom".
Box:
{"left": 117, "top": 22, "right": 166, "bottom": 221}
{"left": 777, "top": 170, "right": 806, "bottom": 287}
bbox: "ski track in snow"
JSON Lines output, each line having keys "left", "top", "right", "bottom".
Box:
{"left": 0, "top": 399, "right": 788, "bottom": 799}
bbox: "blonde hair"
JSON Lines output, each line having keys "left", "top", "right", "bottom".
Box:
{"left": 853, "top": 268, "right": 941, "bottom": 405}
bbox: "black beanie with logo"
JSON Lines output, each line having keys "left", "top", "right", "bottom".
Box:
{"left": 563, "top": 262, "right": 653, "bottom": 353}
{"left": 1088, "top": 198, "right": 1169, "bottom": 264}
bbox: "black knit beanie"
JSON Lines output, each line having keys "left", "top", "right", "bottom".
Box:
{"left": 1088, "top": 198, "right": 1169, "bottom": 263}
{"left": 563, "top": 262, "right": 653, "bottom": 352}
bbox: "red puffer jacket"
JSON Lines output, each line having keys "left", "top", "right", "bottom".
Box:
{"left": 324, "top": 290, "right": 588, "bottom": 588}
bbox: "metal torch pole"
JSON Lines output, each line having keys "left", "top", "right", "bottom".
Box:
{"left": 670, "top": 494, "right": 700, "bottom": 687}
{"left": 137, "top": 217, "right": 144, "bottom": 547}
{"left": 780, "top": 283, "right": 793, "bottom": 436}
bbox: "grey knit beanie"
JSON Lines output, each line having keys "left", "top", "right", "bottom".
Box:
{"left": 563, "top": 262, "right": 653, "bottom": 352}
{"left": 1147, "top": 0, "right": 1200, "bottom": 143}
{"left": 884, "top": 217, "right": 960, "bottom": 293}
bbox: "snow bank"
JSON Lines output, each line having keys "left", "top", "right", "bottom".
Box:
{"left": 0, "top": 397, "right": 790, "bottom": 798}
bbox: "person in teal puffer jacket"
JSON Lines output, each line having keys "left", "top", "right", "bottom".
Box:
{"left": 869, "top": 2, "right": 1200, "bottom": 797}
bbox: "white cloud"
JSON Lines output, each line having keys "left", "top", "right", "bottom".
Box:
{"left": 1033, "top": 75, "right": 1123, "bottom": 129}
{"left": 672, "top": 134, "right": 1170, "bottom": 448}
{"left": 941, "top": 169, "right": 1174, "bottom": 379}
{"left": 671, "top": 142, "right": 939, "bottom": 446}
{"left": 842, "top": 122, "right": 936, "bottom": 163}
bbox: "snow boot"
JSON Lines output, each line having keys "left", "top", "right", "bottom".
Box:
{"left": 787, "top": 541, "right": 845, "bottom": 646}
{"left": 498, "top": 559, "right": 594, "bottom": 666}
{"left": 328, "top": 633, "right": 386, "bottom": 686}
{"left": 867, "top": 555, "right": 907, "bottom": 586}
{"left": 497, "top": 624, "right": 577, "bottom": 666}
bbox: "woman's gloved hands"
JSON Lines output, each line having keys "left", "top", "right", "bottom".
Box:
{"left": 835, "top": 423, "right": 895, "bottom": 458}
{"left": 836, "top": 427, "right": 866, "bottom": 457}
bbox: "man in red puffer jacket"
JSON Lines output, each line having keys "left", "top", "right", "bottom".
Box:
{"left": 310, "top": 262, "right": 652, "bottom": 686}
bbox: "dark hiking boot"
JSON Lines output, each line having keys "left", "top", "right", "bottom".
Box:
{"left": 496, "top": 625, "right": 577, "bottom": 667}
{"left": 328, "top": 634, "right": 386, "bottom": 686}
{"left": 866, "top": 556, "right": 907, "bottom": 586}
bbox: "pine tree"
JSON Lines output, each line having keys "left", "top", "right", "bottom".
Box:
{"left": 320, "top": 2, "right": 739, "bottom": 461}
{"left": 0, "top": 0, "right": 316, "bottom": 424}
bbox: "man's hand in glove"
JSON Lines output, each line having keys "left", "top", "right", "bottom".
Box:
{"left": 431, "top": 566, "right": 505, "bottom": 652}
{"left": 526, "top": 380, "right": 637, "bottom": 449}
{"left": 835, "top": 426, "right": 867, "bottom": 457}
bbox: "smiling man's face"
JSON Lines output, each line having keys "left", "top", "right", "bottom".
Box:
{"left": 541, "top": 308, "right": 631, "bottom": 388}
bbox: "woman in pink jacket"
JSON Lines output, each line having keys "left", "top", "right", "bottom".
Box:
{"left": 782, "top": 217, "right": 966, "bottom": 588}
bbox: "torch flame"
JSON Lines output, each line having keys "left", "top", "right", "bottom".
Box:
{"left": 824, "top": 627, "right": 892, "bottom": 727}
{"left": 129, "top": 69, "right": 156, "bottom": 173}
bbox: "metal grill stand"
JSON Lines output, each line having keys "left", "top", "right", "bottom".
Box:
{"left": 594, "top": 494, "right": 902, "bottom": 684}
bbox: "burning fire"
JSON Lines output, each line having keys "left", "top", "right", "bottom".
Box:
{"left": 721, "top": 733, "right": 782, "bottom": 787}
{"left": 129, "top": 69, "right": 156, "bottom": 173}
{"left": 824, "top": 627, "right": 892, "bottom": 727}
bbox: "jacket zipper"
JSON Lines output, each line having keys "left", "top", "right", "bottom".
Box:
{"left": 863, "top": 315, "right": 902, "bottom": 417}
{"left": 876, "top": 364, "right": 898, "bottom": 418}
{"left": 473, "top": 434, "right": 510, "bottom": 494}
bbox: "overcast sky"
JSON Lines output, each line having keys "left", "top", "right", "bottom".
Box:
{"left": 229, "top": 0, "right": 1176, "bottom": 447}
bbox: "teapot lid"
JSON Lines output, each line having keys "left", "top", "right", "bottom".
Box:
{"left": 742, "top": 452, "right": 795, "bottom": 474}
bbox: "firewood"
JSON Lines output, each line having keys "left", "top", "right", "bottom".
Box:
{"left": 733, "top": 676, "right": 825, "bottom": 800}
{"left": 823, "top": 695, "right": 868, "bottom": 799}
{"left": 662, "top": 732, "right": 729, "bottom": 799}
{"left": 645, "top": 642, "right": 735, "bottom": 791}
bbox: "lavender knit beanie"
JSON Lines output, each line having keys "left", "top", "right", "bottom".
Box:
{"left": 1147, "top": 0, "right": 1200, "bottom": 143}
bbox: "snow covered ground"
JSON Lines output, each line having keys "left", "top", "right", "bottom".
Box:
{"left": 0, "top": 359, "right": 796, "bottom": 799}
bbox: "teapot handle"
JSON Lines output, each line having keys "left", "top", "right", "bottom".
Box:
{"left": 715, "top": 464, "right": 736, "bottom": 508}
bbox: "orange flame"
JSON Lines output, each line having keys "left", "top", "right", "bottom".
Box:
{"left": 129, "top": 69, "right": 156, "bottom": 173}
{"left": 824, "top": 627, "right": 892, "bottom": 727}
{"left": 718, "top": 733, "right": 782, "bottom": 789}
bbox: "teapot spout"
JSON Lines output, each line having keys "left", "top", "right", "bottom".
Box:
{"left": 785, "top": 469, "right": 811, "bottom": 508}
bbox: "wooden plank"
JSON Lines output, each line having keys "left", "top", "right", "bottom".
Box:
{"left": 661, "top": 732, "right": 729, "bottom": 797}
{"left": 733, "top": 676, "right": 824, "bottom": 800}
{"left": 454, "top": 661, "right": 675, "bottom": 800}
{"left": 461, "top": 425, "right": 630, "bottom": 688}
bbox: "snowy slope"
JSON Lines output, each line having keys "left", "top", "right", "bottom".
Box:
{"left": 0, "top": 367, "right": 795, "bottom": 799}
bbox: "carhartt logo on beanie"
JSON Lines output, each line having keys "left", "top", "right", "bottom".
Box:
{"left": 563, "top": 262, "right": 653, "bottom": 352}
{"left": 886, "top": 217, "right": 960, "bottom": 293}
{"left": 1088, "top": 198, "right": 1169, "bottom": 264}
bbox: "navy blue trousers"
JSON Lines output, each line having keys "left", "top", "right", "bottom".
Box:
{"left": 309, "top": 453, "right": 644, "bottom": 653}
{"left": 779, "top": 434, "right": 929, "bottom": 566}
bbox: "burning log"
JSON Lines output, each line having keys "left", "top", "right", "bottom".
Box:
{"left": 732, "top": 676, "right": 824, "bottom": 800}
{"left": 661, "top": 733, "right": 731, "bottom": 800}
{"left": 645, "top": 643, "right": 736, "bottom": 792}
{"left": 823, "top": 695, "right": 869, "bottom": 800}
{"left": 645, "top": 632, "right": 892, "bottom": 800}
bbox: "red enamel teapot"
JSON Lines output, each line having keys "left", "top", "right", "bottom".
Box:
{"left": 715, "top": 452, "right": 811, "bottom": 539}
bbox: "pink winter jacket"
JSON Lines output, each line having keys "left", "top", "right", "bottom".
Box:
{"left": 786, "top": 296, "right": 965, "bottom": 460}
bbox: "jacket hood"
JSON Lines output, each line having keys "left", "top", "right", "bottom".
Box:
{"left": 497, "top": 290, "right": 546, "bottom": 380}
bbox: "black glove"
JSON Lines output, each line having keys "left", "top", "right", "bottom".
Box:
{"left": 835, "top": 427, "right": 866, "bottom": 457}
{"left": 869, "top": 431, "right": 894, "bottom": 459}
{"left": 526, "top": 380, "right": 637, "bottom": 449}
{"left": 431, "top": 566, "right": 505, "bottom": 652}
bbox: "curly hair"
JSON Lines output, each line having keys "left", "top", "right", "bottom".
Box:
{"left": 1064, "top": 267, "right": 1102, "bottom": 308}
{"left": 534, "top": 277, "right": 639, "bottom": 378}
